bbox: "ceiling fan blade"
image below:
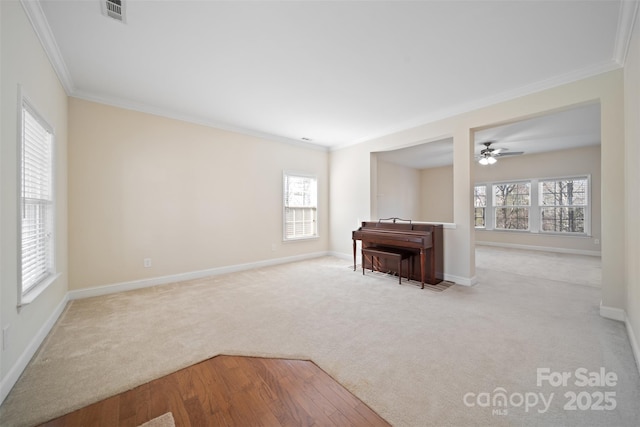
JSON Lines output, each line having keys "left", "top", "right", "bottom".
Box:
{"left": 496, "top": 151, "right": 524, "bottom": 157}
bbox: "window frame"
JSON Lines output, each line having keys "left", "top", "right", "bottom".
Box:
{"left": 474, "top": 184, "right": 487, "bottom": 228}
{"left": 492, "top": 181, "right": 531, "bottom": 231}
{"left": 282, "top": 171, "right": 318, "bottom": 241}
{"left": 17, "top": 89, "right": 59, "bottom": 306}
{"left": 474, "top": 175, "right": 591, "bottom": 237}
{"left": 538, "top": 175, "right": 591, "bottom": 236}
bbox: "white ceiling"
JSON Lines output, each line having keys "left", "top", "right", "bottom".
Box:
{"left": 31, "top": 0, "right": 633, "bottom": 149}
{"left": 377, "top": 102, "right": 601, "bottom": 169}
{"left": 376, "top": 138, "right": 454, "bottom": 170}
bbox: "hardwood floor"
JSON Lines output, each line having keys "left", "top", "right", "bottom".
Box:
{"left": 39, "top": 355, "right": 390, "bottom": 427}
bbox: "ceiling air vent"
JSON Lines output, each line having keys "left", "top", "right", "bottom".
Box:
{"left": 101, "top": 0, "right": 125, "bottom": 23}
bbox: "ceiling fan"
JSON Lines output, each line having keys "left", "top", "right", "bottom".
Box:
{"left": 476, "top": 141, "right": 524, "bottom": 165}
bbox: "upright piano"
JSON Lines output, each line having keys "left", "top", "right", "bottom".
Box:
{"left": 352, "top": 220, "right": 444, "bottom": 287}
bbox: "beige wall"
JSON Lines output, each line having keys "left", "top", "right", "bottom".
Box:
{"left": 68, "top": 98, "right": 329, "bottom": 290}
{"left": 1, "top": 0, "right": 68, "bottom": 387}
{"left": 474, "top": 145, "right": 601, "bottom": 254}
{"left": 420, "top": 165, "right": 454, "bottom": 222}
{"left": 0, "top": 0, "right": 636, "bottom": 399}
{"left": 330, "top": 70, "right": 624, "bottom": 297}
{"left": 375, "top": 159, "right": 421, "bottom": 220}
{"left": 0, "top": 0, "right": 4, "bottom": 382}
{"left": 624, "top": 5, "right": 640, "bottom": 371}
{"left": 375, "top": 159, "right": 456, "bottom": 223}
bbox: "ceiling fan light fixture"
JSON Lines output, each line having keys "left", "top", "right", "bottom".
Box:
{"left": 478, "top": 154, "right": 497, "bottom": 165}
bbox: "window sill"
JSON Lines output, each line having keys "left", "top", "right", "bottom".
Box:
{"left": 283, "top": 235, "right": 319, "bottom": 242}
{"left": 19, "top": 272, "right": 60, "bottom": 307}
{"left": 476, "top": 228, "right": 591, "bottom": 238}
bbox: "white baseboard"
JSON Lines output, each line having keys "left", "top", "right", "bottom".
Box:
{"left": 329, "top": 251, "right": 353, "bottom": 261}
{"left": 447, "top": 274, "right": 476, "bottom": 286}
{"left": 599, "top": 302, "right": 626, "bottom": 322}
{"left": 68, "top": 252, "right": 330, "bottom": 300}
{"left": 476, "top": 241, "right": 601, "bottom": 257}
{"left": 599, "top": 303, "right": 640, "bottom": 377}
{"left": 624, "top": 312, "right": 640, "bottom": 377}
{"left": 3, "top": 253, "right": 330, "bottom": 406}
{"left": 2, "top": 255, "right": 636, "bottom": 410}
{"left": 0, "top": 293, "right": 69, "bottom": 405}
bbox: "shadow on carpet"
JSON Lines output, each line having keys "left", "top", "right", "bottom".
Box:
{"left": 350, "top": 264, "right": 454, "bottom": 292}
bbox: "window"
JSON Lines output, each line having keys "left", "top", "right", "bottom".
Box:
{"left": 539, "top": 177, "right": 588, "bottom": 233}
{"left": 493, "top": 182, "right": 530, "bottom": 230}
{"left": 475, "top": 176, "right": 590, "bottom": 235}
{"left": 283, "top": 173, "right": 317, "bottom": 240}
{"left": 20, "top": 101, "right": 55, "bottom": 297}
{"left": 474, "top": 185, "right": 487, "bottom": 228}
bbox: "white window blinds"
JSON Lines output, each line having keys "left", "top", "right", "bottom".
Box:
{"left": 21, "top": 105, "right": 54, "bottom": 295}
{"left": 283, "top": 173, "right": 318, "bottom": 240}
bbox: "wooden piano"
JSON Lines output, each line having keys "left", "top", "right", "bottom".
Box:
{"left": 352, "top": 219, "right": 444, "bottom": 288}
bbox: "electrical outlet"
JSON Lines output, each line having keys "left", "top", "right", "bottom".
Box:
{"left": 144, "top": 258, "right": 152, "bottom": 268}
{"left": 594, "top": 239, "right": 600, "bottom": 245}
{"left": 271, "top": 243, "right": 276, "bottom": 252}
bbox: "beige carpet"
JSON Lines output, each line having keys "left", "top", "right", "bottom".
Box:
{"left": 476, "top": 244, "right": 602, "bottom": 287}
{"left": 0, "top": 250, "right": 638, "bottom": 426}
{"left": 352, "top": 264, "right": 454, "bottom": 292}
{"left": 139, "top": 412, "right": 174, "bottom": 427}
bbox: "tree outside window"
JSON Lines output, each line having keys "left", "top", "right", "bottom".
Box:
{"left": 540, "top": 178, "right": 587, "bottom": 233}
{"left": 474, "top": 185, "right": 487, "bottom": 228}
{"left": 494, "top": 183, "right": 530, "bottom": 230}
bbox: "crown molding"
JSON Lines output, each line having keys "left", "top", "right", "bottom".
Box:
{"left": 21, "top": 0, "right": 631, "bottom": 152}
{"left": 613, "top": 0, "right": 640, "bottom": 66}
{"left": 71, "top": 90, "right": 330, "bottom": 151}
{"left": 20, "top": 0, "right": 75, "bottom": 95}
{"left": 20, "top": 0, "right": 328, "bottom": 150}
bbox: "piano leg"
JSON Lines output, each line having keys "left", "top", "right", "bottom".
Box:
{"left": 420, "top": 248, "right": 426, "bottom": 289}
{"left": 430, "top": 246, "right": 436, "bottom": 285}
{"left": 353, "top": 239, "right": 357, "bottom": 271}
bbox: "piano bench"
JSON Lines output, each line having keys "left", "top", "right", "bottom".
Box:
{"left": 362, "top": 247, "right": 413, "bottom": 284}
